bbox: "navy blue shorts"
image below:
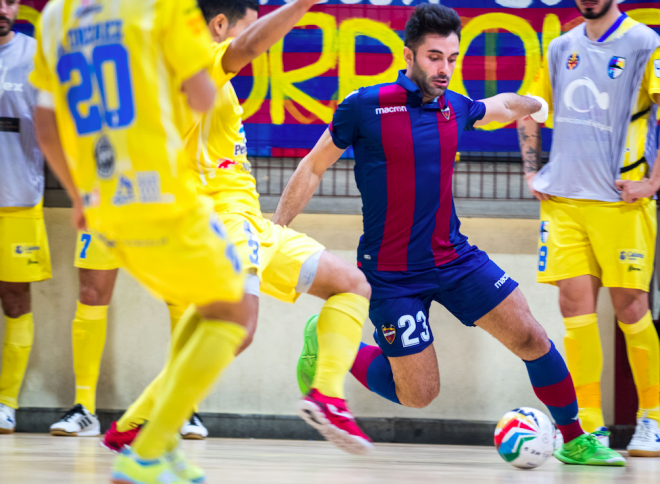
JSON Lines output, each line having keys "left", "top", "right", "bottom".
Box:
{"left": 362, "top": 245, "right": 518, "bottom": 357}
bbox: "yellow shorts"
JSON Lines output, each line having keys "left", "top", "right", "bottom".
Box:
{"left": 538, "top": 197, "right": 656, "bottom": 290}
{"left": 219, "top": 211, "right": 325, "bottom": 303}
{"left": 74, "top": 231, "right": 120, "bottom": 270}
{"left": 0, "top": 210, "right": 52, "bottom": 283}
{"left": 95, "top": 202, "right": 245, "bottom": 307}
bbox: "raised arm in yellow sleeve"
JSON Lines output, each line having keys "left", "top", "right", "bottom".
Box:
{"left": 528, "top": 54, "right": 553, "bottom": 128}
{"left": 160, "top": 0, "right": 215, "bottom": 84}
{"left": 209, "top": 39, "right": 236, "bottom": 89}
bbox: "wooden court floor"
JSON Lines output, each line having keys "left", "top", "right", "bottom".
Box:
{"left": 1, "top": 434, "right": 658, "bottom": 483}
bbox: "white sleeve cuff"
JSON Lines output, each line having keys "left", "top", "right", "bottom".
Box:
{"left": 37, "top": 90, "right": 55, "bottom": 109}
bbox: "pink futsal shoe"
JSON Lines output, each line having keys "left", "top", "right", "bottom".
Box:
{"left": 297, "top": 389, "right": 374, "bottom": 455}
{"left": 101, "top": 421, "right": 141, "bottom": 453}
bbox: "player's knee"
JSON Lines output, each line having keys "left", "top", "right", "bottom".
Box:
{"left": 343, "top": 268, "right": 371, "bottom": 300}
{"left": 515, "top": 324, "right": 550, "bottom": 360}
{"left": 79, "top": 284, "right": 108, "bottom": 307}
{"left": 0, "top": 284, "right": 31, "bottom": 318}
{"left": 558, "top": 292, "right": 590, "bottom": 318}
{"left": 400, "top": 382, "right": 440, "bottom": 409}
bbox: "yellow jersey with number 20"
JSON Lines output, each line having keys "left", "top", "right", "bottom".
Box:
{"left": 29, "top": 0, "right": 215, "bottom": 235}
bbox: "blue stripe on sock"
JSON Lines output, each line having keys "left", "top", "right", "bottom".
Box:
{"left": 524, "top": 341, "right": 569, "bottom": 387}
{"left": 545, "top": 402, "right": 580, "bottom": 426}
{"left": 365, "top": 354, "right": 400, "bottom": 405}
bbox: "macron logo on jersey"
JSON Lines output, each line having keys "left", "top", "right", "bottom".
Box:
{"left": 375, "top": 106, "right": 408, "bottom": 115}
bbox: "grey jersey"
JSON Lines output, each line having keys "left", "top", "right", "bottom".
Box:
{"left": 533, "top": 22, "right": 660, "bottom": 202}
{"left": 0, "top": 32, "right": 43, "bottom": 208}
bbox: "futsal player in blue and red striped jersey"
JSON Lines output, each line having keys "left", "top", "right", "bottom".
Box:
{"left": 274, "top": 3, "right": 625, "bottom": 466}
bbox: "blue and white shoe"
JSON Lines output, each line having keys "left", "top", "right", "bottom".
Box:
{"left": 0, "top": 404, "right": 15, "bottom": 434}
{"left": 627, "top": 417, "right": 660, "bottom": 457}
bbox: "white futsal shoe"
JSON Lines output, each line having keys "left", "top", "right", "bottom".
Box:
{"left": 0, "top": 404, "right": 16, "bottom": 434}
{"left": 627, "top": 417, "right": 660, "bottom": 457}
{"left": 554, "top": 425, "right": 609, "bottom": 449}
{"left": 50, "top": 404, "right": 100, "bottom": 437}
{"left": 181, "top": 413, "right": 208, "bottom": 440}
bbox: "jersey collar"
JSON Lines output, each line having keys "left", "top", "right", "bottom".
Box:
{"left": 590, "top": 12, "right": 627, "bottom": 43}
{"left": 395, "top": 70, "right": 443, "bottom": 110}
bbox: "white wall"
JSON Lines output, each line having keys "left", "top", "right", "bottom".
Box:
{"left": 2, "top": 209, "right": 616, "bottom": 424}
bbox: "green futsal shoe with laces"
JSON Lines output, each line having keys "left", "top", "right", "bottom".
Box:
{"left": 554, "top": 433, "right": 626, "bottom": 466}
{"left": 296, "top": 314, "right": 319, "bottom": 395}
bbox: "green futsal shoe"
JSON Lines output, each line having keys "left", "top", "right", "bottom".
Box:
{"left": 297, "top": 314, "right": 319, "bottom": 395}
{"left": 554, "top": 433, "right": 626, "bottom": 466}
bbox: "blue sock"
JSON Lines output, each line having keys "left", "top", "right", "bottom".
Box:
{"left": 350, "top": 342, "right": 400, "bottom": 404}
{"left": 524, "top": 340, "right": 583, "bottom": 442}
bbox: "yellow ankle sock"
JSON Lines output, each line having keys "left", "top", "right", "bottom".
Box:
{"left": 563, "top": 313, "right": 604, "bottom": 433}
{"left": 0, "top": 313, "right": 34, "bottom": 409}
{"left": 132, "top": 319, "right": 246, "bottom": 459}
{"left": 313, "top": 293, "right": 368, "bottom": 399}
{"left": 619, "top": 311, "right": 660, "bottom": 424}
{"left": 72, "top": 301, "right": 108, "bottom": 414}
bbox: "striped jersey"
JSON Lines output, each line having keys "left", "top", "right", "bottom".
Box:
{"left": 0, "top": 32, "right": 43, "bottom": 210}
{"left": 29, "top": 0, "right": 215, "bottom": 232}
{"left": 330, "top": 70, "right": 486, "bottom": 272}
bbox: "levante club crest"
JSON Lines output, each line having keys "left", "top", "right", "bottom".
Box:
{"left": 382, "top": 324, "right": 397, "bottom": 344}
{"left": 567, "top": 52, "right": 580, "bottom": 70}
{"left": 441, "top": 106, "right": 451, "bottom": 120}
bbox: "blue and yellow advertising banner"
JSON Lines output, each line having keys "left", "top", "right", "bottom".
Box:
{"left": 18, "top": 0, "right": 660, "bottom": 157}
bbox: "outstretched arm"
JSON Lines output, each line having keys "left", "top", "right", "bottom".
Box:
{"left": 222, "top": 0, "right": 321, "bottom": 74}
{"left": 272, "top": 129, "right": 345, "bottom": 226}
{"left": 517, "top": 117, "right": 549, "bottom": 201}
{"left": 474, "top": 93, "right": 546, "bottom": 127}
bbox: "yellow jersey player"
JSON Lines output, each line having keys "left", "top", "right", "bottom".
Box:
{"left": 104, "top": 0, "right": 376, "bottom": 456}
{"left": 29, "top": 0, "right": 252, "bottom": 482}
{"left": 0, "top": 0, "right": 51, "bottom": 435}
{"left": 518, "top": 0, "right": 660, "bottom": 456}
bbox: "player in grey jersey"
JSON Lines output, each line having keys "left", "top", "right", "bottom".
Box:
{"left": 518, "top": 0, "right": 660, "bottom": 459}
{"left": 0, "top": 0, "right": 51, "bottom": 434}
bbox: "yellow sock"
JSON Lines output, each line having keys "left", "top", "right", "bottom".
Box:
{"left": 132, "top": 319, "right": 246, "bottom": 459}
{"left": 117, "top": 307, "right": 200, "bottom": 432}
{"left": 166, "top": 304, "right": 201, "bottom": 414}
{"left": 619, "top": 311, "right": 660, "bottom": 424}
{"left": 312, "top": 293, "right": 368, "bottom": 399}
{"left": 0, "top": 313, "right": 34, "bottom": 409}
{"left": 72, "top": 301, "right": 108, "bottom": 414}
{"left": 563, "top": 313, "right": 604, "bottom": 433}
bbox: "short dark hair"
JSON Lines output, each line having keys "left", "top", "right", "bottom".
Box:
{"left": 404, "top": 4, "right": 462, "bottom": 51}
{"left": 198, "top": 0, "right": 260, "bottom": 26}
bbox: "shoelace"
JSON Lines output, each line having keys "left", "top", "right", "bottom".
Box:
{"left": 60, "top": 406, "right": 84, "bottom": 422}
{"left": 633, "top": 422, "right": 657, "bottom": 443}
{"left": 190, "top": 413, "right": 204, "bottom": 427}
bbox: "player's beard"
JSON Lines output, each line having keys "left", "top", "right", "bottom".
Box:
{"left": 0, "top": 15, "right": 14, "bottom": 37}
{"left": 576, "top": 0, "right": 614, "bottom": 20}
{"left": 409, "top": 59, "right": 450, "bottom": 102}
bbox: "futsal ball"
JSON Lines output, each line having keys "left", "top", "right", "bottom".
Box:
{"left": 494, "top": 407, "right": 554, "bottom": 469}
